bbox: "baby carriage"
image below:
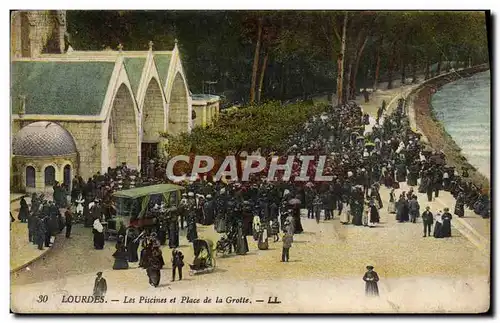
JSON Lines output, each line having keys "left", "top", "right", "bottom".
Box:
{"left": 216, "top": 235, "right": 233, "bottom": 256}
{"left": 189, "top": 239, "right": 216, "bottom": 275}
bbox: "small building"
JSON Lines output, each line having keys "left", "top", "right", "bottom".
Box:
{"left": 191, "top": 94, "right": 220, "bottom": 128}
{"left": 10, "top": 10, "right": 221, "bottom": 193}
{"left": 12, "top": 121, "right": 77, "bottom": 193}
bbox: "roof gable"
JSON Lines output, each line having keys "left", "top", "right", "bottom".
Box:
{"left": 153, "top": 53, "right": 172, "bottom": 84}
{"left": 123, "top": 57, "right": 146, "bottom": 97}
{"left": 11, "top": 61, "right": 115, "bottom": 116}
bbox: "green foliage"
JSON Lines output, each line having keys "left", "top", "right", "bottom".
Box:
{"left": 161, "top": 101, "right": 326, "bottom": 158}
{"left": 67, "top": 11, "right": 489, "bottom": 101}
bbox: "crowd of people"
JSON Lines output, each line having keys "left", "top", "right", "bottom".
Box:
{"left": 16, "top": 192, "right": 73, "bottom": 250}
{"left": 14, "top": 94, "right": 490, "bottom": 289}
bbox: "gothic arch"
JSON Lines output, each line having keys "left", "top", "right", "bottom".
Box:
{"left": 168, "top": 72, "right": 190, "bottom": 135}
{"left": 106, "top": 83, "right": 139, "bottom": 169}
{"left": 142, "top": 77, "right": 166, "bottom": 143}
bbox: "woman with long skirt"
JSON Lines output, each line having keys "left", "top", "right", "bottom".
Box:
{"left": 186, "top": 213, "right": 198, "bottom": 243}
{"left": 112, "top": 236, "right": 129, "bottom": 270}
{"left": 292, "top": 205, "right": 303, "bottom": 234}
{"left": 368, "top": 201, "right": 380, "bottom": 227}
{"left": 454, "top": 192, "right": 465, "bottom": 218}
{"left": 252, "top": 215, "right": 261, "bottom": 241}
{"left": 433, "top": 212, "right": 444, "bottom": 238}
{"left": 146, "top": 248, "right": 162, "bottom": 287}
{"left": 340, "top": 202, "right": 351, "bottom": 224}
{"left": 139, "top": 238, "right": 149, "bottom": 268}
{"left": 93, "top": 218, "right": 105, "bottom": 250}
{"left": 235, "top": 222, "right": 249, "bottom": 255}
{"left": 257, "top": 227, "right": 269, "bottom": 250}
{"left": 387, "top": 189, "right": 396, "bottom": 214}
{"left": 18, "top": 196, "right": 29, "bottom": 223}
{"left": 441, "top": 208, "right": 453, "bottom": 237}
{"left": 363, "top": 265, "right": 380, "bottom": 297}
{"left": 168, "top": 215, "right": 180, "bottom": 249}
{"left": 351, "top": 200, "right": 363, "bottom": 226}
{"left": 126, "top": 228, "right": 140, "bottom": 262}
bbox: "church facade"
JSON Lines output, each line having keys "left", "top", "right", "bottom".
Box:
{"left": 11, "top": 10, "right": 219, "bottom": 193}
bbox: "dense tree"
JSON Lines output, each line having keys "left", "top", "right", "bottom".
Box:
{"left": 67, "top": 10, "right": 489, "bottom": 104}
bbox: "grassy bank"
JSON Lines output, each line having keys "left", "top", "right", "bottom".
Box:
{"left": 412, "top": 65, "right": 490, "bottom": 190}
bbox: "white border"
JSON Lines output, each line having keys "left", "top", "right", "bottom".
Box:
{"left": 3, "top": 3, "right": 498, "bottom": 322}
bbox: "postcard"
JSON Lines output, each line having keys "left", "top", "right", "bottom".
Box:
{"left": 10, "top": 10, "right": 490, "bottom": 314}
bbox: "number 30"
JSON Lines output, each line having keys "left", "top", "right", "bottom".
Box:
{"left": 37, "top": 295, "right": 48, "bottom": 303}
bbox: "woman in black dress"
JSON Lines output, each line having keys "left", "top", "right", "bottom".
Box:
{"left": 292, "top": 200, "right": 304, "bottom": 234}
{"left": 112, "top": 235, "right": 129, "bottom": 270}
{"left": 441, "top": 208, "right": 453, "bottom": 237}
{"left": 168, "top": 212, "right": 180, "bottom": 249}
{"left": 126, "top": 228, "right": 140, "bottom": 262}
{"left": 433, "top": 212, "right": 444, "bottom": 238}
{"left": 146, "top": 248, "right": 162, "bottom": 287}
{"left": 92, "top": 218, "right": 105, "bottom": 249}
{"left": 18, "top": 196, "right": 29, "bottom": 223}
{"left": 363, "top": 265, "right": 380, "bottom": 296}
{"left": 454, "top": 192, "right": 465, "bottom": 218}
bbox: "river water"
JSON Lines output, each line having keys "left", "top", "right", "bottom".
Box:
{"left": 431, "top": 70, "right": 491, "bottom": 179}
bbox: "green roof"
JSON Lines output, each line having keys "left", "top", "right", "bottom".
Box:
{"left": 11, "top": 61, "right": 115, "bottom": 115}
{"left": 123, "top": 57, "right": 146, "bottom": 96}
{"left": 113, "top": 184, "right": 185, "bottom": 199}
{"left": 153, "top": 53, "right": 172, "bottom": 82}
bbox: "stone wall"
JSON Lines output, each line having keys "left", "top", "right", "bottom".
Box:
{"left": 111, "top": 87, "right": 140, "bottom": 169}
{"left": 192, "top": 104, "right": 206, "bottom": 127}
{"left": 60, "top": 121, "right": 102, "bottom": 179}
{"left": 13, "top": 154, "right": 77, "bottom": 193}
{"left": 191, "top": 100, "right": 220, "bottom": 128}
{"left": 168, "top": 74, "right": 189, "bottom": 135}
{"left": 11, "top": 10, "right": 66, "bottom": 58}
{"left": 142, "top": 81, "right": 165, "bottom": 143}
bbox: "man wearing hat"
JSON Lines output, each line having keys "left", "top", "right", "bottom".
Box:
{"left": 171, "top": 249, "right": 184, "bottom": 282}
{"left": 93, "top": 272, "right": 107, "bottom": 297}
{"left": 421, "top": 206, "right": 434, "bottom": 237}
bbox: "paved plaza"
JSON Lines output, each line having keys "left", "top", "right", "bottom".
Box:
{"left": 10, "top": 80, "right": 490, "bottom": 313}
{"left": 11, "top": 183, "right": 490, "bottom": 313}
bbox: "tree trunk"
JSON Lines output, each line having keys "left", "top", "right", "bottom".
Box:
{"left": 436, "top": 59, "right": 442, "bottom": 76}
{"left": 256, "top": 51, "right": 269, "bottom": 103}
{"left": 387, "top": 45, "right": 397, "bottom": 89}
{"left": 250, "top": 18, "right": 263, "bottom": 104}
{"left": 411, "top": 59, "right": 417, "bottom": 83}
{"left": 373, "top": 42, "right": 381, "bottom": 91}
{"left": 425, "top": 61, "right": 430, "bottom": 80}
{"left": 346, "top": 60, "right": 353, "bottom": 101}
{"left": 336, "top": 12, "right": 348, "bottom": 106}
{"left": 348, "top": 36, "right": 368, "bottom": 100}
{"left": 400, "top": 59, "right": 406, "bottom": 85}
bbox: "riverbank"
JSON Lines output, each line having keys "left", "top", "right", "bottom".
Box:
{"left": 409, "top": 64, "right": 490, "bottom": 190}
